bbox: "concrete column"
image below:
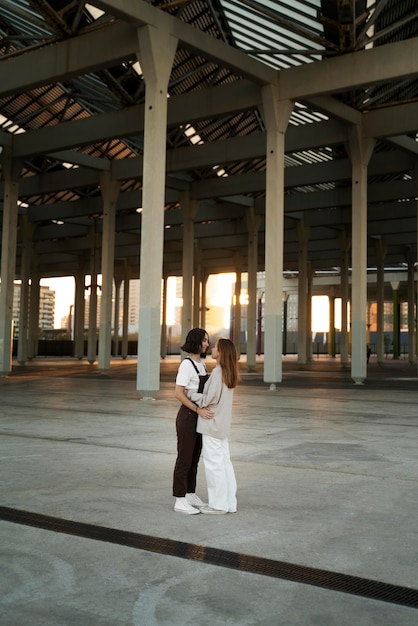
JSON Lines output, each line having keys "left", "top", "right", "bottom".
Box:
{"left": 307, "top": 263, "right": 313, "bottom": 362}
{"left": 329, "top": 292, "right": 336, "bottom": 357}
{"left": 0, "top": 150, "right": 21, "bottom": 376}
{"left": 160, "top": 275, "right": 168, "bottom": 359}
{"left": 28, "top": 270, "right": 40, "bottom": 360}
{"left": 113, "top": 276, "right": 122, "bottom": 357}
{"left": 339, "top": 231, "right": 351, "bottom": 366}
{"left": 283, "top": 293, "right": 289, "bottom": 356}
{"left": 246, "top": 207, "right": 260, "bottom": 370}
{"left": 87, "top": 224, "right": 100, "bottom": 365}
{"left": 98, "top": 172, "right": 120, "bottom": 374}
{"left": 416, "top": 164, "right": 418, "bottom": 374}
{"left": 193, "top": 243, "right": 202, "bottom": 329}
{"left": 180, "top": 190, "right": 198, "bottom": 341}
{"left": 406, "top": 248, "right": 416, "bottom": 365}
{"left": 375, "top": 239, "right": 386, "bottom": 365}
{"left": 366, "top": 300, "right": 371, "bottom": 356}
{"left": 233, "top": 252, "right": 242, "bottom": 357}
{"left": 201, "top": 271, "right": 209, "bottom": 331}
{"left": 136, "top": 25, "right": 178, "bottom": 397}
{"left": 73, "top": 269, "right": 85, "bottom": 359}
{"left": 297, "top": 221, "right": 309, "bottom": 365}
{"left": 121, "top": 267, "right": 130, "bottom": 360}
{"left": 17, "top": 217, "right": 34, "bottom": 365}
{"left": 390, "top": 281, "right": 400, "bottom": 359}
{"left": 348, "top": 125, "right": 375, "bottom": 384}
{"left": 261, "top": 85, "right": 293, "bottom": 387}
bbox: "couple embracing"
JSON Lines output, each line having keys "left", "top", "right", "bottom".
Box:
{"left": 172, "top": 328, "right": 239, "bottom": 515}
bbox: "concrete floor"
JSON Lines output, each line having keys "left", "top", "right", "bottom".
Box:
{"left": 1, "top": 355, "right": 417, "bottom": 625}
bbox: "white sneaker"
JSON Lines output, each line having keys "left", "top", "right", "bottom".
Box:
{"left": 200, "top": 506, "right": 227, "bottom": 515}
{"left": 186, "top": 493, "right": 208, "bottom": 508}
{"left": 174, "top": 497, "right": 201, "bottom": 515}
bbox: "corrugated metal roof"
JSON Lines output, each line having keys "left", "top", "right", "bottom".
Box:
{"left": 1, "top": 0, "right": 418, "bottom": 273}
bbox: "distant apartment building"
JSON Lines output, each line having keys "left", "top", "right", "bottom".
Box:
{"left": 113, "top": 279, "right": 140, "bottom": 336}
{"left": 83, "top": 292, "right": 102, "bottom": 329}
{"left": 81, "top": 280, "right": 139, "bottom": 335}
{"left": 12, "top": 283, "right": 55, "bottom": 338}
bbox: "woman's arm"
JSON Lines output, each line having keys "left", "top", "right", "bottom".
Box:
{"left": 189, "top": 368, "right": 221, "bottom": 409}
{"left": 175, "top": 384, "right": 213, "bottom": 419}
{"left": 175, "top": 384, "right": 199, "bottom": 412}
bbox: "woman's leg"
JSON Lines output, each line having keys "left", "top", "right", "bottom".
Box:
{"left": 173, "top": 407, "right": 199, "bottom": 497}
{"left": 202, "top": 435, "right": 228, "bottom": 511}
{"left": 187, "top": 432, "right": 202, "bottom": 493}
{"left": 223, "top": 439, "right": 237, "bottom": 512}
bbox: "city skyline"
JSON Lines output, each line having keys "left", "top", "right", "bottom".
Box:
{"left": 40, "top": 275, "right": 331, "bottom": 333}
{"left": 40, "top": 277, "right": 75, "bottom": 328}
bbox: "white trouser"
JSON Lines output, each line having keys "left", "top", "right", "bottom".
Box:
{"left": 202, "top": 435, "right": 237, "bottom": 512}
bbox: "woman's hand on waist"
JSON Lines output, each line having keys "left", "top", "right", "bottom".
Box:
{"left": 197, "top": 406, "right": 214, "bottom": 420}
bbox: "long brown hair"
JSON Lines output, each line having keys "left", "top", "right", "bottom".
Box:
{"left": 217, "top": 338, "right": 239, "bottom": 389}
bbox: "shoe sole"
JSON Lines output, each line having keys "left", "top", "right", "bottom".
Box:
{"left": 200, "top": 508, "right": 227, "bottom": 515}
{"left": 174, "top": 508, "right": 200, "bottom": 515}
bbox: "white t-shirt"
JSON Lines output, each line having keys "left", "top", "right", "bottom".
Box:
{"left": 176, "top": 358, "right": 207, "bottom": 392}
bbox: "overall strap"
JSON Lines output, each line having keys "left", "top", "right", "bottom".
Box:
{"left": 185, "top": 357, "right": 208, "bottom": 393}
{"left": 185, "top": 357, "right": 201, "bottom": 374}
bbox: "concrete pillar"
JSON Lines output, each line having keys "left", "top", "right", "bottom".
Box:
{"left": 201, "top": 271, "right": 209, "bottom": 331}
{"left": 375, "top": 239, "right": 386, "bottom": 365}
{"left": 180, "top": 190, "right": 198, "bottom": 341}
{"left": 246, "top": 207, "right": 260, "bottom": 370}
{"left": 193, "top": 243, "right": 202, "bottom": 329}
{"left": 307, "top": 263, "right": 313, "bottom": 362}
{"left": 416, "top": 164, "right": 418, "bottom": 374}
{"left": 347, "top": 125, "right": 375, "bottom": 384}
{"left": 28, "top": 270, "right": 40, "bottom": 360}
{"left": 338, "top": 229, "right": 352, "bottom": 365}
{"left": 390, "top": 281, "right": 400, "bottom": 359}
{"left": 366, "top": 301, "right": 371, "bottom": 356}
{"left": 297, "top": 221, "right": 309, "bottom": 365}
{"left": 136, "top": 25, "right": 178, "bottom": 397}
{"left": 98, "top": 172, "right": 120, "bottom": 374}
{"left": 283, "top": 293, "right": 289, "bottom": 356}
{"left": 329, "top": 292, "right": 336, "bottom": 357}
{"left": 0, "top": 150, "right": 21, "bottom": 376}
{"left": 261, "top": 85, "right": 293, "bottom": 387}
{"left": 406, "top": 248, "right": 416, "bottom": 365}
{"left": 160, "top": 275, "right": 168, "bottom": 359}
{"left": 17, "top": 217, "right": 34, "bottom": 365}
{"left": 73, "top": 269, "right": 85, "bottom": 359}
{"left": 87, "top": 224, "right": 100, "bottom": 365}
{"left": 113, "top": 276, "right": 122, "bottom": 357}
{"left": 233, "top": 253, "right": 242, "bottom": 357}
{"left": 121, "top": 266, "right": 130, "bottom": 360}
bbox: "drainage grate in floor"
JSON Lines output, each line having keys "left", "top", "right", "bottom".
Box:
{"left": 1, "top": 505, "right": 417, "bottom": 609}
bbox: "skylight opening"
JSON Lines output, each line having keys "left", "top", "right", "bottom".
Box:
{"left": 184, "top": 124, "right": 204, "bottom": 145}
{"left": 365, "top": 0, "right": 375, "bottom": 50}
{"left": 221, "top": 0, "right": 325, "bottom": 69}
{"left": 0, "top": 114, "right": 26, "bottom": 134}
{"left": 213, "top": 165, "right": 228, "bottom": 177}
{"left": 86, "top": 4, "right": 105, "bottom": 20}
{"left": 132, "top": 61, "right": 143, "bottom": 76}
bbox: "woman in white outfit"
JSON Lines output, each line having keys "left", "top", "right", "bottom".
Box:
{"left": 188, "top": 337, "right": 239, "bottom": 515}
